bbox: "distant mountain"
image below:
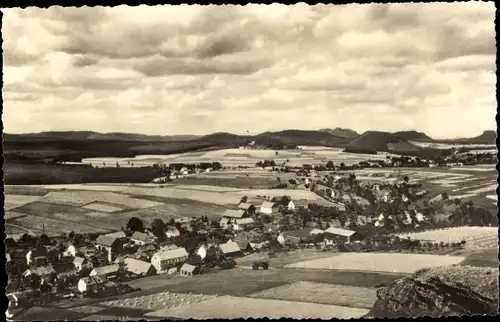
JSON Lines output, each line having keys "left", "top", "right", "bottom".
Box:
{"left": 345, "top": 131, "right": 421, "bottom": 153}
{"left": 319, "top": 128, "right": 360, "bottom": 138}
{"left": 256, "top": 129, "right": 351, "bottom": 147}
{"left": 468, "top": 130, "right": 496, "bottom": 144}
{"left": 393, "top": 131, "right": 433, "bottom": 142}
{"left": 4, "top": 131, "right": 201, "bottom": 142}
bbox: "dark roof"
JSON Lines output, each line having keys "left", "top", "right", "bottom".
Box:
{"left": 26, "top": 265, "right": 55, "bottom": 276}
{"left": 238, "top": 203, "right": 255, "bottom": 211}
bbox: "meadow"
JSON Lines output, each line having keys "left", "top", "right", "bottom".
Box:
{"left": 285, "top": 253, "right": 467, "bottom": 274}
{"left": 146, "top": 295, "right": 369, "bottom": 319}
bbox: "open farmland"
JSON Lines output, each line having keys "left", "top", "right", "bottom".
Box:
{"left": 285, "top": 253, "right": 466, "bottom": 274}
{"left": 103, "top": 292, "right": 216, "bottom": 312}
{"left": 81, "top": 147, "right": 398, "bottom": 168}
{"left": 249, "top": 281, "right": 378, "bottom": 309}
{"left": 146, "top": 295, "right": 369, "bottom": 319}
{"left": 397, "top": 227, "right": 498, "bottom": 250}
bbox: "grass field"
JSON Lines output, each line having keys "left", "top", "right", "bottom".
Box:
{"left": 236, "top": 249, "right": 339, "bottom": 268}
{"left": 397, "top": 227, "right": 498, "bottom": 250}
{"left": 458, "top": 249, "right": 498, "bottom": 268}
{"left": 285, "top": 253, "right": 466, "bottom": 274}
{"left": 249, "top": 281, "right": 378, "bottom": 309}
{"left": 146, "top": 295, "right": 369, "bottom": 319}
{"left": 103, "top": 292, "right": 216, "bottom": 312}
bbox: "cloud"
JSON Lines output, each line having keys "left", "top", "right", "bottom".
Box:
{"left": 2, "top": 3, "right": 496, "bottom": 138}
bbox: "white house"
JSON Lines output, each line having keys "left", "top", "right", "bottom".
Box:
{"left": 218, "top": 240, "right": 242, "bottom": 258}
{"left": 90, "top": 264, "right": 120, "bottom": 279}
{"left": 196, "top": 245, "right": 208, "bottom": 260}
{"left": 63, "top": 245, "right": 77, "bottom": 257}
{"left": 151, "top": 247, "right": 189, "bottom": 272}
{"left": 277, "top": 233, "right": 285, "bottom": 245}
{"left": 77, "top": 275, "right": 107, "bottom": 293}
{"left": 287, "top": 200, "right": 295, "bottom": 211}
{"left": 260, "top": 201, "right": 278, "bottom": 215}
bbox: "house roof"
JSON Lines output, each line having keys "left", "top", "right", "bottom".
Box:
{"left": 235, "top": 231, "right": 261, "bottom": 242}
{"left": 95, "top": 235, "right": 118, "bottom": 247}
{"left": 283, "top": 229, "right": 316, "bottom": 240}
{"left": 131, "top": 232, "right": 153, "bottom": 243}
{"left": 220, "top": 217, "right": 230, "bottom": 224}
{"left": 180, "top": 263, "right": 199, "bottom": 273}
{"left": 30, "top": 246, "right": 48, "bottom": 257}
{"left": 263, "top": 223, "right": 279, "bottom": 232}
{"left": 124, "top": 258, "right": 154, "bottom": 275}
{"left": 153, "top": 247, "right": 189, "bottom": 261}
{"left": 27, "top": 265, "right": 55, "bottom": 276}
{"left": 238, "top": 203, "right": 255, "bottom": 211}
{"left": 236, "top": 218, "right": 255, "bottom": 225}
{"left": 235, "top": 240, "right": 251, "bottom": 250}
{"left": 222, "top": 209, "right": 246, "bottom": 218}
{"left": 92, "top": 264, "right": 120, "bottom": 276}
{"left": 325, "top": 227, "right": 356, "bottom": 237}
{"left": 80, "top": 275, "right": 107, "bottom": 286}
{"left": 54, "top": 263, "right": 77, "bottom": 274}
{"left": 261, "top": 201, "right": 277, "bottom": 209}
{"left": 219, "top": 240, "right": 241, "bottom": 254}
{"left": 104, "top": 231, "right": 127, "bottom": 239}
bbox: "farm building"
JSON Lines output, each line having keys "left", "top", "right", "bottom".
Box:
{"left": 180, "top": 263, "right": 201, "bottom": 277}
{"left": 222, "top": 209, "right": 248, "bottom": 219}
{"left": 23, "top": 265, "right": 55, "bottom": 279}
{"left": 235, "top": 240, "right": 254, "bottom": 254}
{"left": 104, "top": 231, "right": 128, "bottom": 242}
{"left": 90, "top": 264, "right": 120, "bottom": 279}
{"left": 63, "top": 244, "right": 77, "bottom": 257}
{"left": 53, "top": 263, "right": 78, "bottom": 279}
{"left": 238, "top": 202, "right": 256, "bottom": 215}
{"left": 324, "top": 227, "right": 363, "bottom": 244}
{"left": 151, "top": 247, "right": 189, "bottom": 272}
{"left": 130, "top": 232, "right": 154, "bottom": 245}
{"left": 78, "top": 275, "right": 107, "bottom": 293}
{"left": 73, "top": 257, "right": 89, "bottom": 272}
{"left": 166, "top": 226, "right": 180, "bottom": 238}
{"left": 219, "top": 240, "right": 242, "bottom": 258}
{"left": 279, "top": 228, "right": 323, "bottom": 246}
{"left": 95, "top": 235, "right": 123, "bottom": 262}
{"left": 260, "top": 201, "right": 278, "bottom": 214}
{"left": 26, "top": 246, "right": 49, "bottom": 265}
{"left": 124, "top": 258, "right": 156, "bottom": 277}
{"left": 235, "top": 218, "right": 256, "bottom": 230}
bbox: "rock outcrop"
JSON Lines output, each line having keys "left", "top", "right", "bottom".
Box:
{"left": 366, "top": 265, "right": 499, "bottom": 318}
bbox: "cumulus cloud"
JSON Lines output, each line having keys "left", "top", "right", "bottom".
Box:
{"left": 2, "top": 3, "right": 496, "bottom": 138}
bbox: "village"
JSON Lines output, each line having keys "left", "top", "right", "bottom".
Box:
{"left": 6, "top": 155, "right": 496, "bottom": 319}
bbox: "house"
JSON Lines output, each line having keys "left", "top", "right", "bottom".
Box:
{"left": 151, "top": 247, "right": 189, "bottom": 272}
{"left": 238, "top": 202, "right": 256, "bottom": 215}
{"left": 63, "top": 244, "right": 77, "bottom": 257}
{"left": 95, "top": 235, "right": 123, "bottom": 262}
{"left": 219, "top": 217, "right": 231, "bottom": 229}
{"left": 124, "top": 258, "right": 156, "bottom": 277}
{"left": 26, "top": 246, "right": 48, "bottom": 266}
{"left": 279, "top": 228, "right": 322, "bottom": 246}
{"left": 235, "top": 218, "right": 255, "bottom": 230}
{"left": 104, "top": 231, "right": 128, "bottom": 242}
{"left": 77, "top": 275, "right": 107, "bottom": 293}
{"left": 180, "top": 263, "right": 201, "bottom": 277}
{"left": 222, "top": 209, "right": 247, "bottom": 220}
{"left": 23, "top": 265, "right": 55, "bottom": 279}
{"left": 166, "top": 226, "right": 180, "bottom": 238}
{"left": 130, "top": 232, "right": 154, "bottom": 245}
{"left": 324, "top": 227, "right": 363, "bottom": 244}
{"left": 90, "top": 264, "right": 120, "bottom": 279}
{"left": 235, "top": 240, "right": 254, "bottom": 254}
{"left": 356, "top": 215, "right": 372, "bottom": 226}
{"left": 287, "top": 200, "right": 295, "bottom": 211}
{"left": 218, "top": 240, "right": 242, "bottom": 258}
{"left": 73, "top": 257, "right": 90, "bottom": 272}
{"left": 260, "top": 201, "right": 278, "bottom": 214}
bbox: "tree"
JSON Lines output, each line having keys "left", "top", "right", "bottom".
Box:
{"left": 151, "top": 219, "right": 166, "bottom": 238}
{"left": 240, "top": 196, "right": 248, "bottom": 203}
{"left": 326, "top": 161, "right": 334, "bottom": 169}
{"left": 403, "top": 175, "right": 409, "bottom": 183}
{"left": 126, "top": 217, "right": 144, "bottom": 232}
{"left": 39, "top": 234, "right": 50, "bottom": 245}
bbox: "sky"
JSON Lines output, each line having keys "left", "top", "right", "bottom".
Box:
{"left": 2, "top": 3, "right": 496, "bottom": 139}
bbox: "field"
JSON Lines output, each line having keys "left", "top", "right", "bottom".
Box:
{"left": 285, "top": 253, "right": 467, "bottom": 274}
{"left": 81, "top": 147, "right": 398, "bottom": 168}
{"left": 102, "top": 292, "right": 216, "bottom": 312}
{"left": 146, "top": 295, "right": 369, "bottom": 319}
{"left": 175, "top": 170, "right": 296, "bottom": 189}
{"left": 249, "top": 281, "right": 378, "bottom": 309}
{"left": 397, "top": 227, "right": 498, "bottom": 250}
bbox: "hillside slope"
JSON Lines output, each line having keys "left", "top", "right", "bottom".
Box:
{"left": 366, "top": 265, "right": 499, "bottom": 318}
{"left": 345, "top": 131, "right": 421, "bottom": 153}
{"left": 256, "top": 130, "right": 350, "bottom": 147}
{"left": 4, "top": 131, "right": 201, "bottom": 142}
{"left": 393, "top": 131, "right": 433, "bottom": 142}
{"left": 468, "top": 130, "right": 496, "bottom": 144}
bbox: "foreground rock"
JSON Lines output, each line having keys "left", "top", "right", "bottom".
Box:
{"left": 366, "top": 265, "right": 499, "bottom": 318}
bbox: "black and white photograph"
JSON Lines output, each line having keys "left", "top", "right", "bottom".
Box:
{"left": 2, "top": 3, "right": 498, "bottom": 320}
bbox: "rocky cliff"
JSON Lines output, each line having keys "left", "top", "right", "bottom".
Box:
{"left": 366, "top": 265, "right": 499, "bottom": 318}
